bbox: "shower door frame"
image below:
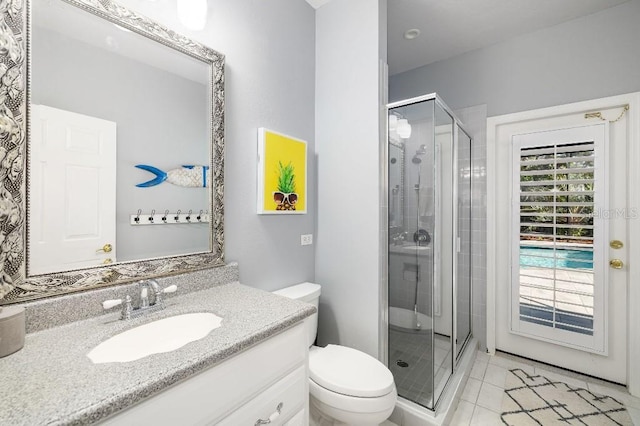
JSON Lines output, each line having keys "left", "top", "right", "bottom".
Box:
{"left": 381, "top": 92, "right": 474, "bottom": 411}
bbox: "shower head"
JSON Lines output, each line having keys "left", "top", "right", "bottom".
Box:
{"left": 412, "top": 144, "right": 427, "bottom": 164}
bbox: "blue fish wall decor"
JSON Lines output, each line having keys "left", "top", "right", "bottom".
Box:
{"left": 136, "top": 165, "right": 210, "bottom": 188}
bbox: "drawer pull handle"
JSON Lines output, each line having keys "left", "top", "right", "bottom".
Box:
{"left": 255, "top": 402, "right": 283, "bottom": 425}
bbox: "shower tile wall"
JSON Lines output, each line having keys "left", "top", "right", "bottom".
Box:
{"left": 457, "top": 127, "right": 472, "bottom": 353}
{"left": 456, "top": 105, "right": 488, "bottom": 352}
{"left": 388, "top": 252, "right": 408, "bottom": 310}
{"left": 389, "top": 252, "right": 430, "bottom": 312}
{"left": 403, "top": 119, "right": 434, "bottom": 238}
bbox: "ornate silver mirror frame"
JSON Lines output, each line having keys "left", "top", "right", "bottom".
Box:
{"left": 0, "top": 0, "right": 225, "bottom": 304}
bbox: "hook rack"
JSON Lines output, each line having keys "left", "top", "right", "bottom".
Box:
{"left": 130, "top": 209, "right": 209, "bottom": 225}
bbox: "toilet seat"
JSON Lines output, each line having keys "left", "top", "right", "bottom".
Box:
{"left": 309, "top": 345, "right": 395, "bottom": 398}
{"left": 309, "top": 377, "right": 398, "bottom": 417}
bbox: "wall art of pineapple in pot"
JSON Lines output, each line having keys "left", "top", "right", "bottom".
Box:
{"left": 257, "top": 128, "right": 307, "bottom": 215}
{"left": 273, "top": 161, "right": 298, "bottom": 211}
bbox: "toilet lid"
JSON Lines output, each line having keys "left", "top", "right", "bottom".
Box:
{"left": 309, "top": 345, "right": 395, "bottom": 398}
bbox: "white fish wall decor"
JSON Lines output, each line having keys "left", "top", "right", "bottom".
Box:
{"left": 135, "top": 165, "right": 210, "bottom": 188}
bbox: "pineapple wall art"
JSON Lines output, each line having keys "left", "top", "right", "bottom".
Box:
{"left": 257, "top": 128, "right": 307, "bottom": 214}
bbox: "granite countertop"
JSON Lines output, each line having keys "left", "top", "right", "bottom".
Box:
{"left": 0, "top": 282, "right": 315, "bottom": 425}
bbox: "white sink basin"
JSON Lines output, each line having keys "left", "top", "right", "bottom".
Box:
{"left": 88, "top": 313, "right": 223, "bottom": 364}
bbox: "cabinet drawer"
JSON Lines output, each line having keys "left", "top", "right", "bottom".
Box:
{"left": 218, "top": 365, "right": 306, "bottom": 426}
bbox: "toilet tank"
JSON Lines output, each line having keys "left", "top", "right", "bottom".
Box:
{"left": 273, "top": 282, "right": 321, "bottom": 347}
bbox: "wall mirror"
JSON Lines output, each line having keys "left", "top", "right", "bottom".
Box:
{"left": 0, "top": 0, "right": 224, "bottom": 304}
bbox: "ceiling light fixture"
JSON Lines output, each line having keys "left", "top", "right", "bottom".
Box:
{"left": 403, "top": 28, "right": 421, "bottom": 40}
{"left": 177, "top": 0, "right": 207, "bottom": 31}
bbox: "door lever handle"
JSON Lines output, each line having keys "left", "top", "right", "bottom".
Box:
{"left": 96, "top": 244, "right": 113, "bottom": 253}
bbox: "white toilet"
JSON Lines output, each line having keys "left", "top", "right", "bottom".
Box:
{"left": 273, "top": 283, "right": 397, "bottom": 426}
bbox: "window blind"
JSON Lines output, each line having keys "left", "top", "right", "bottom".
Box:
{"left": 517, "top": 141, "right": 595, "bottom": 336}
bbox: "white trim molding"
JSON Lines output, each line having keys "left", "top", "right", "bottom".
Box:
{"left": 626, "top": 92, "right": 640, "bottom": 397}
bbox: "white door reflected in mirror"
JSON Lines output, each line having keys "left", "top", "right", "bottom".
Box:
{"left": 29, "top": 105, "right": 116, "bottom": 275}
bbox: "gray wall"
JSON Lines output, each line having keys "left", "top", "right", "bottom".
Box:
{"left": 389, "top": 0, "right": 640, "bottom": 116}
{"left": 315, "top": 0, "right": 385, "bottom": 357}
{"left": 117, "top": 0, "right": 316, "bottom": 289}
{"left": 32, "top": 27, "right": 209, "bottom": 262}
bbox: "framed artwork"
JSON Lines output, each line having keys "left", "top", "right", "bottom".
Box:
{"left": 257, "top": 128, "right": 307, "bottom": 214}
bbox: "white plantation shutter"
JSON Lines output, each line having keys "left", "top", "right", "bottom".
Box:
{"left": 511, "top": 125, "right": 608, "bottom": 354}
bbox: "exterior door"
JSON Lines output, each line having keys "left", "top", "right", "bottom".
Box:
{"left": 492, "top": 102, "right": 629, "bottom": 384}
{"left": 29, "top": 105, "right": 117, "bottom": 274}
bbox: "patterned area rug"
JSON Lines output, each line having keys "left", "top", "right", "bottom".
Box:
{"left": 501, "top": 369, "right": 633, "bottom": 425}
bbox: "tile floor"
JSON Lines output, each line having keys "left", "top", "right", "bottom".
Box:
{"left": 450, "top": 350, "right": 640, "bottom": 425}
{"left": 389, "top": 328, "right": 452, "bottom": 408}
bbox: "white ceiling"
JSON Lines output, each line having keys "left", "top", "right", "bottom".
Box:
{"left": 305, "top": 0, "right": 631, "bottom": 75}
{"left": 387, "top": 0, "right": 630, "bottom": 75}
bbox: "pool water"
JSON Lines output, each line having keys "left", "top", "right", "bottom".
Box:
{"left": 520, "top": 247, "right": 593, "bottom": 269}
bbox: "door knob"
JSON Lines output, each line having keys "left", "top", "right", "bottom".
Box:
{"left": 609, "top": 259, "right": 624, "bottom": 269}
{"left": 610, "top": 240, "right": 624, "bottom": 249}
{"left": 97, "top": 244, "right": 113, "bottom": 253}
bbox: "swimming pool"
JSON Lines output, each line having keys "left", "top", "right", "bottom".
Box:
{"left": 520, "top": 246, "right": 593, "bottom": 269}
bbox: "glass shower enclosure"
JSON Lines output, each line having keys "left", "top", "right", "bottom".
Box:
{"left": 386, "top": 93, "right": 472, "bottom": 410}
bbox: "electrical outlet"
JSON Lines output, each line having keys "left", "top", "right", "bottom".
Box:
{"left": 301, "top": 234, "right": 313, "bottom": 246}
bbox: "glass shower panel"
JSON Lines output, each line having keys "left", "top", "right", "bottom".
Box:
{"left": 387, "top": 94, "right": 473, "bottom": 412}
{"left": 387, "top": 99, "right": 436, "bottom": 409}
{"left": 432, "top": 103, "right": 453, "bottom": 405}
{"left": 456, "top": 126, "right": 473, "bottom": 359}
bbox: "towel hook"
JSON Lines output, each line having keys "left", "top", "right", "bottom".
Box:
{"left": 197, "top": 209, "right": 203, "bottom": 222}
{"left": 174, "top": 209, "right": 181, "bottom": 222}
{"left": 162, "top": 209, "right": 169, "bottom": 223}
{"left": 149, "top": 209, "right": 155, "bottom": 223}
{"left": 186, "top": 209, "right": 192, "bottom": 222}
{"left": 134, "top": 209, "right": 142, "bottom": 224}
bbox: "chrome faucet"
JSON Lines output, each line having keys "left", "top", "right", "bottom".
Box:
{"left": 392, "top": 231, "right": 409, "bottom": 245}
{"left": 102, "top": 280, "right": 177, "bottom": 320}
{"left": 140, "top": 279, "right": 162, "bottom": 309}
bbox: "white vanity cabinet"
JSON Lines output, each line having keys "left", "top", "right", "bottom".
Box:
{"left": 100, "top": 323, "right": 309, "bottom": 426}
